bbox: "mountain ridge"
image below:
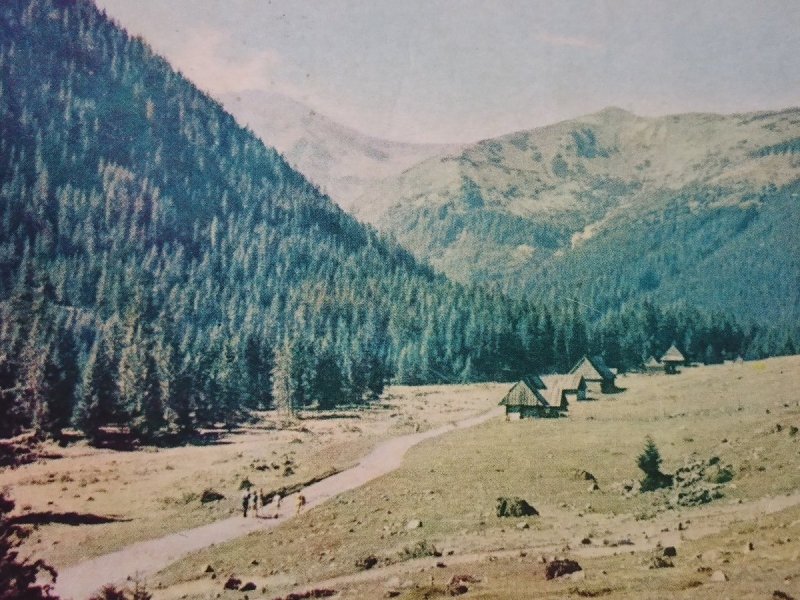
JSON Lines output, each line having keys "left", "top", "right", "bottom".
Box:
{"left": 367, "top": 106, "right": 800, "bottom": 332}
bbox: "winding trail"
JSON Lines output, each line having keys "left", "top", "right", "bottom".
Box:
{"left": 55, "top": 407, "right": 503, "bottom": 599}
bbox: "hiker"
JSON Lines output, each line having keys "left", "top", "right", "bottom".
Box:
{"left": 274, "top": 492, "right": 282, "bottom": 510}
{"left": 251, "top": 490, "right": 258, "bottom": 516}
{"left": 296, "top": 493, "right": 306, "bottom": 515}
{"left": 241, "top": 490, "right": 250, "bottom": 518}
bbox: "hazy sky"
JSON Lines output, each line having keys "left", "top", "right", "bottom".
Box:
{"left": 96, "top": 0, "right": 800, "bottom": 143}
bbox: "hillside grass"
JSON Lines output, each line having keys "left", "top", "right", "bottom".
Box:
{"left": 152, "top": 355, "right": 800, "bottom": 599}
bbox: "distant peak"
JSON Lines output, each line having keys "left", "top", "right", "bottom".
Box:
{"left": 595, "top": 106, "right": 635, "bottom": 118}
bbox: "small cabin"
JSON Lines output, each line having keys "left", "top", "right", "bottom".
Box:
{"left": 499, "top": 377, "right": 564, "bottom": 419}
{"left": 660, "top": 343, "right": 686, "bottom": 374}
{"left": 643, "top": 356, "right": 662, "bottom": 374}
{"left": 569, "top": 355, "right": 616, "bottom": 393}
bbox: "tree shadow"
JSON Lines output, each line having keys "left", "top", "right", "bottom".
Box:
{"left": 11, "top": 511, "right": 132, "bottom": 526}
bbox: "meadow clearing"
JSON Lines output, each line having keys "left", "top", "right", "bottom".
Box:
{"left": 150, "top": 356, "right": 800, "bottom": 600}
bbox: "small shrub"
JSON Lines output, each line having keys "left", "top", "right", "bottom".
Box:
{"left": 0, "top": 491, "right": 58, "bottom": 599}
{"left": 179, "top": 491, "right": 199, "bottom": 504}
{"left": 89, "top": 585, "right": 127, "bottom": 600}
{"left": 400, "top": 540, "right": 440, "bottom": 560}
{"left": 708, "top": 465, "right": 735, "bottom": 484}
{"left": 355, "top": 554, "right": 378, "bottom": 570}
{"left": 239, "top": 478, "right": 253, "bottom": 490}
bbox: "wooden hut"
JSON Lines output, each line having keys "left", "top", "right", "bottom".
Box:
{"left": 643, "top": 356, "right": 662, "bottom": 374}
{"left": 569, "top": 355, "right": 616, "bottom": 393}
{"left": 499, "top": 377, "right": 564, "bottom": 419}
{"left": 660, "top": 343, "right": 686, "bottom": 374}
{"left": 542, "top": 373, "right": 587, "bottom": 403}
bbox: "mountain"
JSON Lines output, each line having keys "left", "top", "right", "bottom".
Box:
{"left": 0, "top": 0, "right": 557, "bottom": 439}
{"left": 218, "top": 90, "right": 459, "bottom": 219}
{"left": 0, "top": 0, "right": 784, "bottom": 445}
{"left": 370, "top": 107, "right": 800, "bottom": 333}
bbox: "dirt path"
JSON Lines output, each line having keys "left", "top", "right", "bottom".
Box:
{"left": 54, "top": 407, "right": 503, "bottom": 599}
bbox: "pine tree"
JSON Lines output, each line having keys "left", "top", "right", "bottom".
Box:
{"left": 637, "top": 437, "right": 672, "bottom": 491}
{"left": 271, "top": 340, "right": 297, "bottom": 418}
{"left": 74, "top": 334, "right": 119, "bottom": 443}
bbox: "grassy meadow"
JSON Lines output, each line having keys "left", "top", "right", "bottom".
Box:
{"left": 150, "top": 356, "right": 799, "bottom": 599}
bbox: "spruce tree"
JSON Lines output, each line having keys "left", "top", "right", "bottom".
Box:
{"left": 637, "top": 437, "right": 673, "bottom": 491}
{"left": 74, "top": 335, "right": 119, "bottom": 443}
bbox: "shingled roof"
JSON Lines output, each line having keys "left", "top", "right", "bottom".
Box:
{"left": 498, "top": 380, "right": 550, "bottom": 408}
{"left": 644, "top": 356, "right": 661, "bottom": 368}
{"left": 569, "top": 355, "right": 616, "bottom": 383}
{"left": 660, "top": 343, "right": 686, "bottom": 363}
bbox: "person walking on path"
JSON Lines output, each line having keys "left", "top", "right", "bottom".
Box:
{"left": 241, "top": 490, "right": 250, "bottom": 518}
{"left": 296, "top": 493, "right": 306, "bottom": 515}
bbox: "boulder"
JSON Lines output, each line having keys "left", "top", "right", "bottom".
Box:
{"left": 223, "top": 577, "right": 241, "bottom": 590}
{"left": 496, "top": 497, "right": 539, "bottom": 518}
{"left": 405, "top": 519, "right": 422, "bottom": 530}
{"left": 663, "top": 546, "right": 677, "bottom": 557}
{"left": 545, "top": 559, "right": 582, "bottom": 580}
{"left": 710, "top": 570, "right": 728, "bottom": 582}
{"left": 240, "top": 582, "right": 256, "bottom": 592}
{"left": 516, "top": 522, "right": 529, "bottom": 530}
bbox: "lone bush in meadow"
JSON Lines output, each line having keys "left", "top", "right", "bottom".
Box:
{"left": 637, "top": 437, "right": 673, "bottom": 492}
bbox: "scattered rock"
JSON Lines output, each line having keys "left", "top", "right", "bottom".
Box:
{"left": 406, "top": 519, "right": 422, "bottom": 530}
{"left": 744, "top": 541, "right": 754, "bottom": 553}
{"left": 203, "top": 564, "right": 215, "bottom": 574}
{"left": 356, "top": 555, "right": 379, "bottom": 570}
{"left": 773, "top": 591, "right": 796, "bottom": 600}
{"left": 545, "top": 559, "right": 582, "bottom": 580}
{"left": 497, "top": 497, "right": 539, "bottom": 518}
{"left": 448, "top": 584, "right": 469, "bottom": 595}
{"left": 588, "top": 482, "right": 600, "bottom": 492}
{"left": 710, "top": 570, "right": 728, "bottom": 582}
{"left": 581, "top": 537, "right": 592, "bottom": 545}
{"left": 240, "top": 582, "right": 256, "bottom": 592}
{"left": 516, "top": 522, "right": 529, "bottom": 530}
{"left": 649, "top": 555, "right": 674, "bottom": 569}
{"left": 384, "top": 592, "right": 400, "bottom": 599}
{"left": 223, "top": 576, "right": 241, "bottom": 590}
{"left": 576, "top": 470, "right": 597, "bottom": 482}
{"left": 436, "top": 561, "right": 447, "bottom": 568}
{"left": 662, "top": 546, "right": 677, "bottom": 557}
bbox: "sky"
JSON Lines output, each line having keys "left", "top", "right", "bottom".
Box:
{"left": 96, "top": 0, "right": 800, "bottom": 144}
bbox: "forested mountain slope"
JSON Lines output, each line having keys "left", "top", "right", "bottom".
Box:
{"left": 0, "top": 0, "right": 781, "bottom": 445}
{"left": 0, "top": 0, "right": 543, "bottom": 440}
{"left": 372, "top": 108, "right": 800, "bottom": 334}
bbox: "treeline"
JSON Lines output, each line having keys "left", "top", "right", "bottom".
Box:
{"left": 0, "top": 0, "right": 787, "bottom": 444}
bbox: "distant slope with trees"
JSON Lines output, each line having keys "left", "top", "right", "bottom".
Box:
{"left": 368, "top": 108, "right": 800, "bottom": 340}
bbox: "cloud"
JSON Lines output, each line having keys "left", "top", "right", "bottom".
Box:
{"left": 535, "top": 32, "right": 604, "bottom": 50}
{"left": 168, "top": 26, "right": 295, "bottom": 96}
